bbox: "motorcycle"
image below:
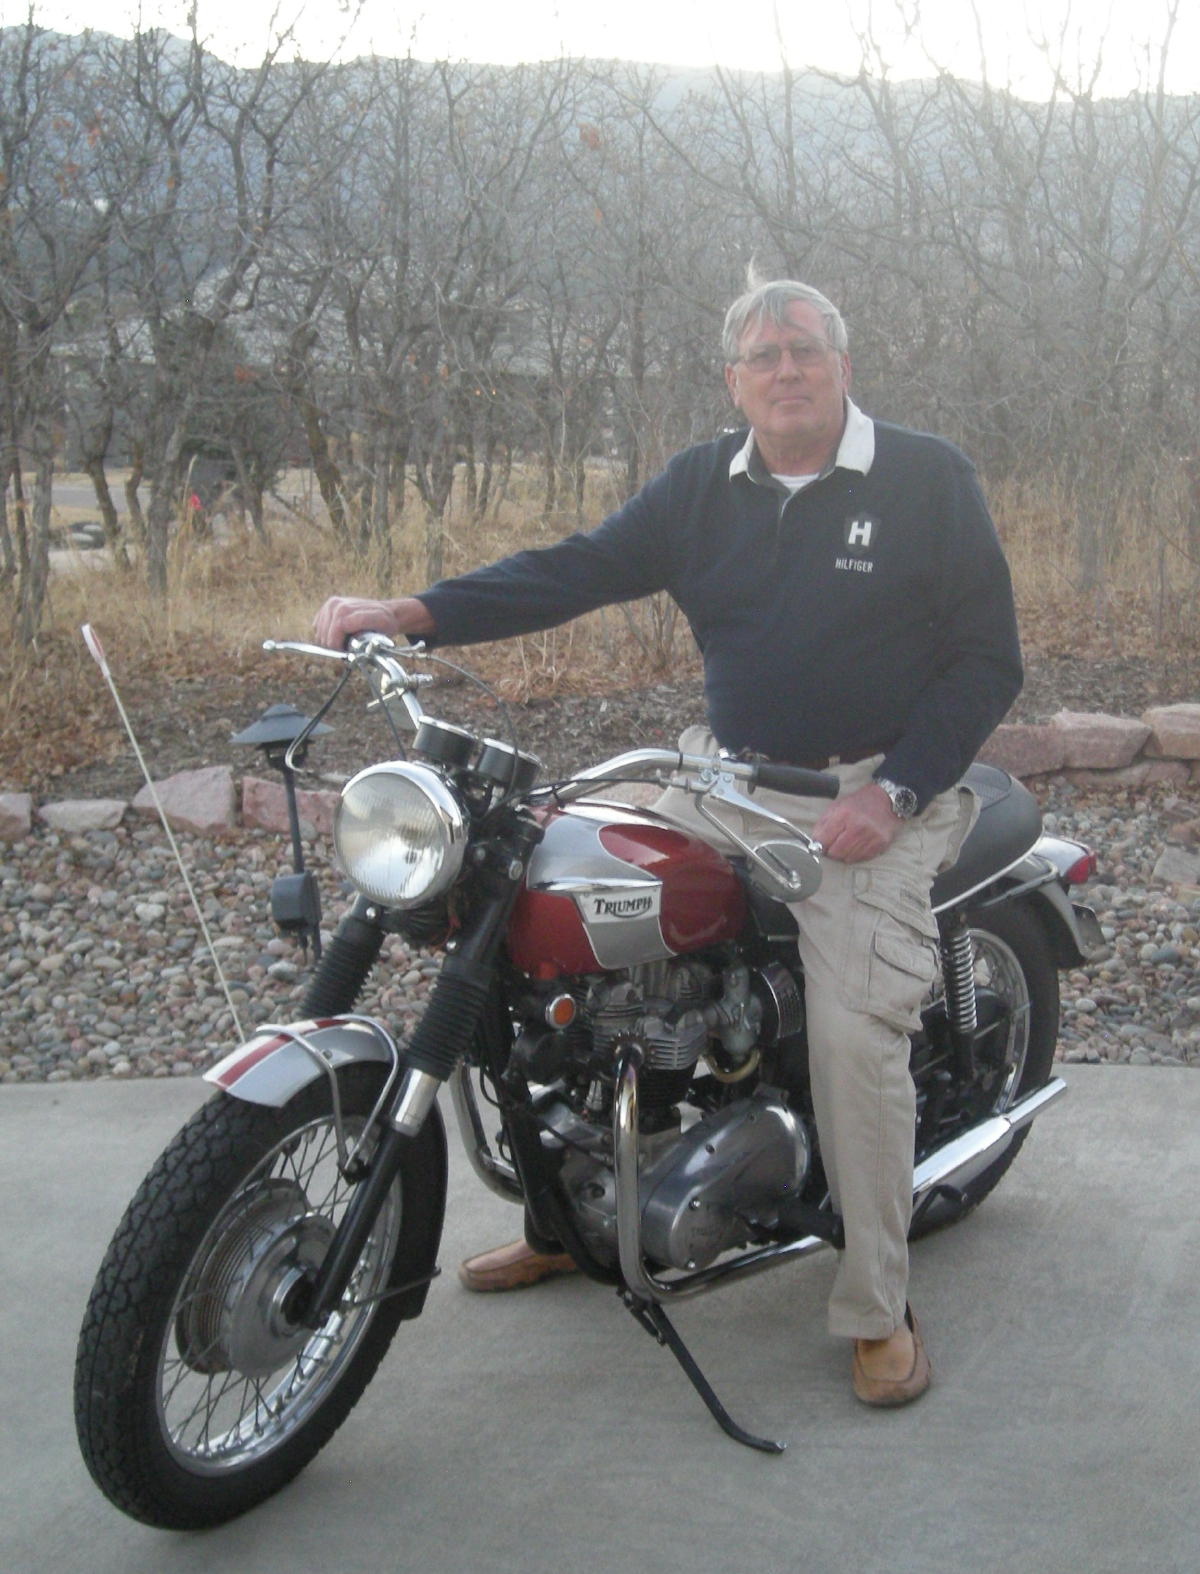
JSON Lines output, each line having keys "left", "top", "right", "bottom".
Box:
{"left": 74, "top": 633, "right": 1107, "bottom": 1528}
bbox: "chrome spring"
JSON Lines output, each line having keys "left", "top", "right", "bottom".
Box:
{"left": 940, "top": 926, "right": 978, "bottom": 1036}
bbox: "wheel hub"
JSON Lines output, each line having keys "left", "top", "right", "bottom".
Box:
{"left": 176, "top": 1179, "right": 335, "bottom": 1378}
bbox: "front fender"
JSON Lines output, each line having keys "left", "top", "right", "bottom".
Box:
{"left": 205, "top": 1015, "right": 400, "bottom": 1107}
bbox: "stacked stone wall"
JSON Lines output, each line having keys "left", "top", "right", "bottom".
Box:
{"left": 3, "top": 703, "right": 1198, "bottom": 848}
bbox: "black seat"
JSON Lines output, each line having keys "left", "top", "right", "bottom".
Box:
{"left": 929, "top": 763, "right": 1042, "bottom": 911}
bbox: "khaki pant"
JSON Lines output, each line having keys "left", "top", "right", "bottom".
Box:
{"left": 654, "top": 733, "right": 976, "bottom": 1339}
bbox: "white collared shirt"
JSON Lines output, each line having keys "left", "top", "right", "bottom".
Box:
{"left": 728, "top": 397, "right": 876, "bottom": 485}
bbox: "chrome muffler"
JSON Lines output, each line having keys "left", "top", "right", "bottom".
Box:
{"left": 912, "top": 1077, "right": 1066, "bottom": 1201}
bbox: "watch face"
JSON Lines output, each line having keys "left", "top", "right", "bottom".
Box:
{"left": 893, "top": 786, "right": 918, "bottom": 819}
{"left": 878, "top": 778, "right": 917, "bottom": 819}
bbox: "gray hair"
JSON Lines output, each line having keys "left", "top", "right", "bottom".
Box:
{"left": 722, "top": 280, "right": 849, "bottom": 362}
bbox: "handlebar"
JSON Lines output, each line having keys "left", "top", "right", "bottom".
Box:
{"left": 552, "top": 748, "right": 839, "bottom": 803}
{"left": 265, "top": 635, "right": 840, "bottom": 804}
{"left": 266, "top": 632, "right": 835, "bottom": 901}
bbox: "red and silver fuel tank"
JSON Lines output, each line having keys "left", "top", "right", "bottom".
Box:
{"left": 505, "top": 801, "right": 747, "bottom": 980}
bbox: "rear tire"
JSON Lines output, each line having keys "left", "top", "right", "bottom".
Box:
{"left": 74, "top": 1064, "right": 446, "bottom": 1529}
{"left": 911, "top": 898, "right": 1059, "bottom": 1237}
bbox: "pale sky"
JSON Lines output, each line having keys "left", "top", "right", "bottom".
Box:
{"left": 3, "top": 0, "right": 1196, "bottom": 97}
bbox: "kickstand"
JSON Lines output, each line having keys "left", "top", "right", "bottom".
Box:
{"left": 621, "top": 1290, "right": 787, "bottom": 1455}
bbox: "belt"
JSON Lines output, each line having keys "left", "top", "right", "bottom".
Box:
{"left": 777, "top": 741, "right": 895, "bottom": 772}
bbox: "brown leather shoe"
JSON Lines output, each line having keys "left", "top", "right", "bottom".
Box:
{"left": 851, "top": 1305, "right": 932, "bottom": 1407}
{"left": 457, "top": 1238, "right": 579, "bottom": 1293}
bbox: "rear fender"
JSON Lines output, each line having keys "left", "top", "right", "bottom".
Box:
{"left": 965, "top": 852, "right": 1109, "bottom": 968}
{"left": 204, "top": 1015, "right": 401, "bottom": 1108}
{"left": 1021, "top": 878, "right": 1110, "bottom": 968}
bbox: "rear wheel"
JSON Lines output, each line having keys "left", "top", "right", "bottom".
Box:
{"left": 911, "top": 898, "right": 1059, "bottom": 1236}
{"left": 74, "top": 1064, "right": 446, "bottom": 1529}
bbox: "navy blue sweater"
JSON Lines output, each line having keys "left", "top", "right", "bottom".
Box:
{"left": 419, "top": 421, "right": 1023, "bottom": 810}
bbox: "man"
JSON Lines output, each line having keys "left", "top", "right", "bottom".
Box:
{"left": 314, "top": 279, "right": 1023, "bottom": 1406}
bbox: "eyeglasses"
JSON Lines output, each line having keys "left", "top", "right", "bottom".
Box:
{"left": 736, "top": 338, "right": 835, "bottom": 374}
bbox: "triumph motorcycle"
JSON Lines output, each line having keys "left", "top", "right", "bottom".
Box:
{"left": 74, "top": 633, "right": 1107, "bottom": 1528}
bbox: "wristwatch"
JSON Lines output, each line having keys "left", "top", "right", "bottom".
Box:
{"left": 874, "top": 777, "right": 919, "bottom": 820}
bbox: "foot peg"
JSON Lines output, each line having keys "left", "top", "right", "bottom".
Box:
{"left": 773, "top": 1200, "right": 845, "bottom": 1250}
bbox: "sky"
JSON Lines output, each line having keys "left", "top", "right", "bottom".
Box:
{"left": 2, "top": 0, "right": 1197, "bottom": 98}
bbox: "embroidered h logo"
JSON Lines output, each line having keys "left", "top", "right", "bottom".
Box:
{"left": 845, "top": 515, "right": 876, "bottom": 549}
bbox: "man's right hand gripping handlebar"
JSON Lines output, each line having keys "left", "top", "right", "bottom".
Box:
{"left": 313, "top": 595, "right": 437, "bottom": 651}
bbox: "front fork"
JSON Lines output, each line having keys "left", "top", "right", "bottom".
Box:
{"left": 295, "top": 812, "right": 543, "bottom": 1330}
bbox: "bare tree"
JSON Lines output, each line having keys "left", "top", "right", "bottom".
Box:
{"left": 6, "top": 3, "right": 1200, "bottom": 633}
{"left": 0, "top": 20, "right": 117, "bottom": 641}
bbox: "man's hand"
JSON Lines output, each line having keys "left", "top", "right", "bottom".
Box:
{"left": 312, "top": 595, "right": 435, "bottom": 651}
{"left": 812, "top": 782, "right": 905, "bottom": 864}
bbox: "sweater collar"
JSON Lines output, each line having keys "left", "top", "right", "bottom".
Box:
{"left": 728, "top": 397, "right": 875, "bottom": 484}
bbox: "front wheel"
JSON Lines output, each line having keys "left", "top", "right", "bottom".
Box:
{"left": 74, "top": 1064, "right": 446, "bottom": 1529}
{"left": 911, "top": 897, "right": 1059, "bottom": 1236}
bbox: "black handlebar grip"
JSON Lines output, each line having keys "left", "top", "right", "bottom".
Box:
{"left": 753, "top": 762, "right": 840, "bottom": 799}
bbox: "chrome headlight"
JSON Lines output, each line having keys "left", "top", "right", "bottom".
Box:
{"left": 334, "top": 762, "right": 467, "bottom": 908}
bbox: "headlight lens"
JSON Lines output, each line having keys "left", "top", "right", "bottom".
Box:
{"left": 334, "top": 763, "right": 467, "bottom": 908}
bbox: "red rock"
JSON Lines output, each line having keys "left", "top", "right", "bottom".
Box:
{"left": 977, "top": 723, "right": 1067, "bottom": 777}
{"left": 131, "top": 766, "right": 236, "bottom": 833}
{"left": 241, "top": 775, "right": 339, "bottom": 838}
{"left": 1143, "top": 704, "right": 1200, "bottom": 759}
{"left": 1051, "top": 710, "right": 1151, "bottom": 768}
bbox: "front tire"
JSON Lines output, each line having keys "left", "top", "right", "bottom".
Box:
{"left": 74, "top": 1064, "right": 446, "bottom": 1529}
{"left": 911, "top": 897, "right": 1059, "bottom": 1236}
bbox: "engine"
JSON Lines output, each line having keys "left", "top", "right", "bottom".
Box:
{"left": 513, "top": 955, "right": 810, "bottom": 1272}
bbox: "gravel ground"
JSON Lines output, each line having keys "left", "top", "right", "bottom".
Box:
{"left": 3, "top": 775, "right": 1198, "bottom": 1084}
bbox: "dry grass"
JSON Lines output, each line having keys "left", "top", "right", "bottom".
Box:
{"left": 3, "top": 459, "right": 1197, "bottom": 791}
{"left": 995, "top": 462, "right": 1200, "bottom": 661}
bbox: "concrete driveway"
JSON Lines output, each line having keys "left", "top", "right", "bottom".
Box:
{"left": 2, "top": 1065, "right": 1196, "bottom": 1574}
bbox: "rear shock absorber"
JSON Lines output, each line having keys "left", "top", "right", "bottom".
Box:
{"left": 940, "top": 924, "right": 978, "bottom": 1037}
{"left": 939, "top": 919, "right": 979, "bottom": 1079}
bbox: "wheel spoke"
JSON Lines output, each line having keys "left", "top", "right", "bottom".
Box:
{"left": 154, "top": 1108, "right": 403, "bottom": 1474}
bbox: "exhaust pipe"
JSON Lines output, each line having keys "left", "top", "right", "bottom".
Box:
{"left": 612, "top": 1053, "right": 1065, "bottom": 1306}
{"left": 912, "top": 1077, "right": 1066, "bottom": 1201}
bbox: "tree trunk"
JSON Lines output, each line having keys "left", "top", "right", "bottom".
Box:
{"left": 424, "top": 505, "right": 444, "bottom": 583}
{"left": 16, "top": 444, "right": 52, "bottom": 645}
{"left": 83, "top": 446, "right": 128, "bottom": 567}
{"left": 124, "top": 442, "right": 147, "bottom": 547}
{"left": 0, "top": 456, "right": 19, "bottom": 586}
{"left": 369, "top": 438, "right": 392, "bottom": 580}
{"left": 285, "top": 329, "right": 350, "bottom": 542}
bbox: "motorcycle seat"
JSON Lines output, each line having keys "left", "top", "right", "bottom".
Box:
{"left": 929, "top": 763, "right": 1043, "bottom": 912}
